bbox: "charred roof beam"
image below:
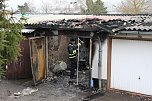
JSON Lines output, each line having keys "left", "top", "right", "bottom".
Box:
{"left": 94, "top": 23, "right": 114, "bottom": 34}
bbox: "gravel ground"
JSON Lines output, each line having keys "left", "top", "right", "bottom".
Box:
{"left": 0, "top": 71, "right": 152, "bottom": 101}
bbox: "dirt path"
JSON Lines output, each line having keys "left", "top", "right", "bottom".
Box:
{"left": 0, "top": 75, "right": 152, "bottom": 101}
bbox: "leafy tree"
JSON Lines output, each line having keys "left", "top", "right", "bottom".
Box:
{"left": 115, "top": 0, "right": 151, "bottom": 14}
{"left": 0, "top": 0, "right": 24, "bottom": 78}
{"left": 17, "top": 2, "right": 31, "bottom": 14}
{"left": 81, "top": 0, "right": 107, "bottom": 14}
{"left": 93, "top": 0, "right": 107, "bottom": 14}
{"left": 86, "top": 0, "right": 94, "bottom": 14}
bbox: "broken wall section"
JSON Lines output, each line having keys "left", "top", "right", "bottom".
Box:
{"left": 48, "top": 35, "right": 69, "bottom": 75}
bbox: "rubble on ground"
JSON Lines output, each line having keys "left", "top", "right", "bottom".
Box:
{"left": 52, "top": 61, "right": 67, "bottom": 73}
{"left": 10, "top": 87, "right": 38, "bottom": 98}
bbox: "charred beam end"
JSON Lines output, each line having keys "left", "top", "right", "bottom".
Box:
{"left": 94, "top": 24, "right": 114, "bottom": 34}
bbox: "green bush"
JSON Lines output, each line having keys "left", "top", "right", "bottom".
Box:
{"left": 0, "top": 0, "right": 24, "bottom": 78}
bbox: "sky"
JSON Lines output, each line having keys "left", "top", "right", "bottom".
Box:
{"left": 5, "top": 0, "right": 122, "bottom": 13}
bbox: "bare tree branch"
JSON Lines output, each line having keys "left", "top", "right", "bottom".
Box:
{"left": 41, "top": 0, "right": 52, "bottom": 13}
{"left": 115, "top": 0, "right": 151, "bottom": 14}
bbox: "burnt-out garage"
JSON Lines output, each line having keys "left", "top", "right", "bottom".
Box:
{"left": 6, "top": 16, "right": 124, "bottom": 95}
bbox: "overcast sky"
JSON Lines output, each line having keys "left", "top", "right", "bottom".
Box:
{"left": 5, "top": 0, "right": 122, "bottom": 13}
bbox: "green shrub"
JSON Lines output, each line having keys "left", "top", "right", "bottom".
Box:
{"left": 0, "top": 0, "right": 24, "bottom": 78}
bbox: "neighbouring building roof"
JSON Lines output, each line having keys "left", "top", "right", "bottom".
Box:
{"left": 24, "top": 14, "right": 148, "bottom": 24}
{"left": 21, "top": 29, "right": 35, "bottom": 33}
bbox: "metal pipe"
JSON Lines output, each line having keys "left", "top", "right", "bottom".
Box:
{"left": 98, "top": 36, "right": 102, "bottom": 91}
{"left": 89, "top": 38, "right": 93, "bottom": 80}
{"left": 45, "top": 36, "right": 49, "bottom": 77}
{"left": 76, "top": 37, "right": 80, "bottom": 85}
{"left": 89, "top": 33, "right": 93, "bottom": 96}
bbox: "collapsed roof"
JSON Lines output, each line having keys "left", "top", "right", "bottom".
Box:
{"left": 23, "top": 14, "right": 152, "bottom": 35}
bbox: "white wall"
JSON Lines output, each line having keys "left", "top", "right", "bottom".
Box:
{"left": 92, "top": 40, "right": 100, "bottom": 79}
{"left": 101, "top": 39, "right": 107, "bottom": 80}
{"left": 91, "top": 39, "right": 107, "bottom": 80}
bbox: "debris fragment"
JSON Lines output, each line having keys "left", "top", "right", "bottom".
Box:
{"left": 52, "top": 61, "right": 67, "bottom": 73}
{"left": 22, "top": 87, "right": 38, "bottom": 96}
{"left": 14, "top": 92, "right": 21, "bottom": 96}
{"left": 10, "top": 87, "right": 38, "bottom": 98}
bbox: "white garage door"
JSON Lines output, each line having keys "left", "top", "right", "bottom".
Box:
{"left": 111, "top": 39, "right": 152, "bottom": 95}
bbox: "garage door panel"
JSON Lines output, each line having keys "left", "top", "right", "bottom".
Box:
{"left": 111, "top": 39, "right": 152, "bottom": 95}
